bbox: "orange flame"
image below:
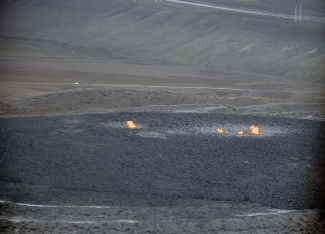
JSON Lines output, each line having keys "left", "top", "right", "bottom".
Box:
{"left": 127, "top": 121, "right": 137, "bottom": 129}
{"left": 217, "top": 128, "right": 227, "bottom": 134}
{"left": 249, "top": 125, "right": 263, "bottom": 135}
{"left": 238, "top": 125, "right": 263, "bottom": 135}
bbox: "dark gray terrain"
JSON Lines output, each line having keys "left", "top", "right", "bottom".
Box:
{"left": 1, "top": 113, "right": 324, "bottom": 210}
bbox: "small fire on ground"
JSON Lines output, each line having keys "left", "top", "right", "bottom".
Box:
{"left": 217, "top": 128, "right": 228, "bottom": 134}
{"left": 127, "top": 121, "right": 137, "bottom": 129}
{"left": 238, "top": 125, "right": 263, "bottom": 135}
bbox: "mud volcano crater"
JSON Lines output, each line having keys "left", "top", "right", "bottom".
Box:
{"left": 1, "top": 113, "right": 324, "bottom": 210}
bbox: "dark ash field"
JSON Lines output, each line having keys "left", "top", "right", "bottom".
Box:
{"left": 1, "top": 113, "right": 324, "bottom": 210}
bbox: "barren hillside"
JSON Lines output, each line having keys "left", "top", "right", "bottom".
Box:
{"left": 1, "top": 0, "right": 325, "bottom": 82}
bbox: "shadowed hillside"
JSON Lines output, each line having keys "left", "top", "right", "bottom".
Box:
{"left": 188, "top": 0, "right": 325, "bottom": 16}
{"left": 1, "top": 0, "right": 324, "bottom": 82}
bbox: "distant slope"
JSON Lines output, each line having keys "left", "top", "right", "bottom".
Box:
{"left": 0, "top": 0, "right": 324, "bottom": 82}
{"left": 186, "top": 0, "right": 325, "bottom": 16}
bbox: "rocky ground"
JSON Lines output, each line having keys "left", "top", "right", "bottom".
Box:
{"left": 1, "top": 111, "right": 325, "bottom": 233}
{"left": 1, "top": 112, "right": 325, "bottom": 208}
{"left": 1, "top": 84, "right": 324, "bottom": 120}
{"left": 0, "top": 197, "right": 324, "bottom": 234}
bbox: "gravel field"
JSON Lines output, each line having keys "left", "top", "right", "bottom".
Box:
{"left": 1, "top": 113, "right": 324, "bottom": 211}
{"left": 0, "top": 197, "right": 324, "bottom": 234}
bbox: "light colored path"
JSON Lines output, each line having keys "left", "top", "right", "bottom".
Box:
{"left": 164, "top": 0, "right": 325, "bottom": 23}
{"left": 0, "top": 200, "right": 111, "bottom": 209}
{"left": 1, "top": 217, "right": 141, "bottom": 224}
{"left": 0, "top": 82, "right": 250, "bottom": 91}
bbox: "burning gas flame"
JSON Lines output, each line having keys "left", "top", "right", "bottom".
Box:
{"left": 127, "top": 121, "right": 137, "bottom": 129}
{"left": 249, "top": 125, "right": 263, "bottom": 135}
{"left": 217, "top": 128, "right": 227, "bottom": 134}
{"left": 238, "top": 125, "right": 263, "bottom": 135}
